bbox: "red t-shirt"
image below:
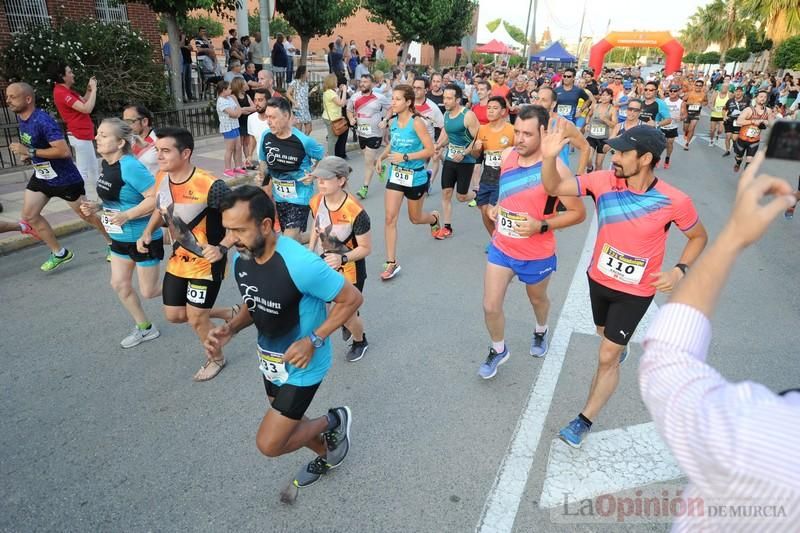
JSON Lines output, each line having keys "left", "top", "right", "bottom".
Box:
{"left": 472, "top": 103, "right": 489, "bottom": 125}
{"left": 53, "top": 84, "right": 95, "bottom": 140}
{"left": 576, "top": 170, "right": 699, "bottom": 296}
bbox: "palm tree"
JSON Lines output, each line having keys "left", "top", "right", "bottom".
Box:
{"left": 741, "top": 0, "right": 800, "bottom": 44}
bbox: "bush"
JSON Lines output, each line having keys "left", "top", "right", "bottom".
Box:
{"left": 683, "top": 52, "right": 699, "bottom": 64}
{"left": 158, "top": 14, "right": 223, "bottom": 38}
{"left": 374, "top": 58, "right": 393, "bottom": 74}
{"left": 724, "top": 47, "right": 751, "bottom": 64}
{"left": 0, "top": 20, "right": 170, "bottom": 113}
{"left": 697, "top": 51, "right": 721, "bottom": 65}
{"left": 508, "top": 55, "right": 526, "bottom": 68}
{"left": 774, "top": 36, "right": 800, "bottom": 70}
{"left": 249, "top": 12, "right": 296, "bottom": 38}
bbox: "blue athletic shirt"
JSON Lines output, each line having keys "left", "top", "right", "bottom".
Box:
{"left": 96, "top": 154, "right": 162, "bottom": 243}
{"left": 258, "top": 127, "right": 325, "bottom": 206}
{"left": 555, "top": 85, "right": 591, "bottom": 123}
{"left": 388, "top": 115, "right": 428, "bottom": 187}
{"left": 18, "top": 108, "right": 83, "bottom": 187}
{"left": 234, "top": 236, "right": 346, "bottom": 387}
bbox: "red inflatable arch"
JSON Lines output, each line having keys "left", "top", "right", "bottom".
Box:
{"left": 589, "top": 32, "right": 684, "bottom": 75}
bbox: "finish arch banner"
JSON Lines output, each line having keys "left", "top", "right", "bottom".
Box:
{"left": 589, "top": 32, "right": 684, "bottom": 75}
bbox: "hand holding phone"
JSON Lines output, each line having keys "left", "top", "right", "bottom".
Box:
{"left": 766, "top": 119, "right": 800, "bottom": 162}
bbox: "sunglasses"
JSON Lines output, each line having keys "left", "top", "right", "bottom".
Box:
{"left": 628, "top": 108, "right": 642, "bottom": 112}
{"left": 644, "top": 88, "right": 655, "bottom": 91}
{"left": 563, "top": 75, "right": 574, "bottom": 78}
{"left": 669, "top": 89, "right": 678, "bottom": 92}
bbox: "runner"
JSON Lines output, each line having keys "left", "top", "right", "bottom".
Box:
{"left": 426, "top": 73, "right": 446, "bottom": 185}
{"left": 585, "top": 88, "right": 617, "bottom": 172}
{"left": 136, "top": 127, "right": 238, "bottom": 381}
{"left": 479, "top": 105, "right": 586, "bottom": 379}
{"left": 207, "top": 185, "right": 360, "bottom": 491}
{"left": 5, "top": 82, "right": 111, "bottom": 271}
{"left": 79, "top": 118, "right": 163, "bottom": 348}
{"left": 660, "top": 86, "right": 683, "bottom": 169}
{"left": 346, "top": 74, "right": 391, "bottom": 200}
{"left": 308, "top": 157, "right": 372, "bottom": 362}
{"left": 721, "top": 86, "right": 748, "bottom": 157}
{"left": 733, "top": 90, "right": 774, "bottom": 172}
{"left": 471, "top": 96, "right": 516, "bottom": 237}
{"left": 681, "top": 79, "right": 708, "bottom": 150}
{"left": 535, "top": 86, "right": 591, "bottom": 174}
{"left": 122, "top": 105, "right": 159, "bottom": 176}
{"left": 472, "top": 81, "right": 491, "bottom": 125}
{"left": 540, "top": 124, "right": 708, "bottom": 448}
{"left": 554, "top": 67, "right": 595, "bottom": 126}
{"left": 709, "top": 81, "right": 730, "bottom": 146}
{"left": 258, "top": 97, "right": 326, "bottom": 241}
{"left": 433, "top": 84, "right": 480, "bottom": 238}
{"left": 247, "top": 89, "right": 270, "bottom": 176}
{"left": 508, "top": 74, "right": 531, "bottom": 125}
{"left": 375, "top": 84, "right": 440, "bottom": 281}
{"left": 639, "top": 81, "right": 671, "bottom": 130}
{"left": 412, "top": 77, "right": 445, "bottom": 148}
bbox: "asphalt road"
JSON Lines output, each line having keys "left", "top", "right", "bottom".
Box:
{"left": 2, "top": 125, "right": 798, "bottom": 533}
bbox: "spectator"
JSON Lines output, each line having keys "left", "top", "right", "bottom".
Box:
{"left": 287, "top": 65, "right": 317, "bottom": 135}
{"left": 284, "top": 35, "right": 297, "bottom": 84}
{"left": 250, "top": 32, "right": 264, "bottom": 73}
{"left": 322, "top": 74, "right": 349, "bottom": 157}
{"left": 194, "top": 26, "right": 219, "bottom": 79}
{"left": 640, "top": 153, "right": 800, "bottom": 531}
{"left": 271, "top": 33, "right": 289, "bottom": 88}
{"left": 329, "top": 39, "right": 347, "bottom": 86}
{"left": 231, "top": 78, "right": 256, "bottom": 169}
{"left": 222, "top": 28, "right": 236, "bottom": 67}
{"left": 215, "top": 80, "right": 246, "bottom": 177}
{"left": 348, "top": 49, "right": 360, "bottom": 81}
{"left": 354, "top": 56, "right": 370, "bottom": 81}
{"left": 240, "top": 35, "right": 251, "bottom": 63}
{"left": 243, "top": 62, "right": 259, "bottom": 98}
{"left": 257, "top": 70, "right": 281, "bottom": 99}
{"left": 228, "top": 37, "right": 245, "bottom": 64}
{"left": 223, "top": 60, "right": 244, "bottom": 83}
{"left": 179, "top": 33, "right": 195, "bottom": 101}
{"left": 50, "top": 63, "right": 99, "bottom": 195}
{"left": 376, "top": 43, "right": 385, "bottom": 61}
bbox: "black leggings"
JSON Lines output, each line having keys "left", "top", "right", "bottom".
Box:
{"left": 334, "top": 128, "right": 348, "bottom": 158}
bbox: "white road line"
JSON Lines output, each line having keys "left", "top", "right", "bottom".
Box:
{"left": 476, "top": 218, "right": 598, "bottom": 533}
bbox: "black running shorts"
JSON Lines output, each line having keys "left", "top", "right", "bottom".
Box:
{"left": 110, "top": 237, "right": 165, "bottom": 264}
{"left": 441, "top": 160, "right": 474, "bottom": 195}
{"left": 734, "top": 139, "right": 759, "bottom": 158}
{"left": 275, "top": 201, "right": 311, "bottom": 232}
{"left": 263, "top": 378, "right": 321, "bottom": 420}
{"left": 385, "top": 178, "right": 430, "bottom": 201}
{"left": 358, "top": 136, "right": 382, "bottom": 150}
{"left": 26, "top": 177, "right": 85, "bottom": 202}
{"left": 162, "top": 272, "right": 223, "bottom": 309}
{"left": 588, "top": 274, "right": 653, "bottom": 346}
{"left": 660, "top": 127, "right": 678, "bottom": 139}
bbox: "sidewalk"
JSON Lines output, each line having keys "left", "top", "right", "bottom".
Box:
{"left": 0, "top": 119, "right": 358, "bottom": 255}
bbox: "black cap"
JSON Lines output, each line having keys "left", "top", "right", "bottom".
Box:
{"left": 605, "top": 125, "right": 666, "bottom": 159}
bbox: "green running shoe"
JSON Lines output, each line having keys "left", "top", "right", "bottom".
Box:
{"left": 41, "top": 249, "right": 74, "bottom": 272}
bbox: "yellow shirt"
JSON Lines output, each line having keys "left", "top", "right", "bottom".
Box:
{"left": 323, "top": 89, "right": 342, "bottom": 121}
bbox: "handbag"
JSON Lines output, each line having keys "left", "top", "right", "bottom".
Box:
{"left": 324, "top": 90, "right": 350, "bottom": 136}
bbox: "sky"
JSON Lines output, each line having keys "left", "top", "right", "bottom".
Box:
{"left": 476, "top": 0, "right": 710, "bottom": 46}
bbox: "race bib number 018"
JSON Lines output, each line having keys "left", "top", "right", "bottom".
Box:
{"left": 597, "top": 243, "right": 648, "bottom": 285}
{"left": 485, "top": 150, "right": 502, "bottom": 168}
{"left": 273, "top": 178, "right": 298, "bottom": 199}
{"left": 258, "top": 346, "right": 289, "bottom": 384}
{"left": 101, "top": 209, "right": 124, "bottom": 234}
{"left": 389, "top": 165, "right": 414, "bottom": 187}
{"left": 497, "top": 207, "right": 527, "bottom": 239}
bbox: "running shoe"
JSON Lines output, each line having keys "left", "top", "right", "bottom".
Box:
{"left": 478, "top": 346, "right": 510, "bottom": 379}
{"left": 467, "top": 199, "right": 477, "bottom": 208}
{"left": 223, "top": 169, "right": 237, "bottom": 178}
{"left": 346, "top": 336, "right": 368, "bottom": 362}
{"left": 559, "top": 416, "right": 591, "bottom": 448}
{"left": 708, "top": 140, "right": 715, "bottom": 147}
{"left": 430, "top": 210, "right": 441, "bottom": 237}
{"left": 530, "top": 330, "right": 548, "bottom": 358}
{"left": 434, "top": 227, "right": 453, "bottom": 240}
{"left": 722, "top": 151, "right": 730, "bottom": 157}
{"left": 356, "top": 185, "right": 368, "bottom": 199}
{"left": 341, "top": 325, "right": 352, "bottom": 343}
{"left": 733, "top": 163, "right": 741, "bottom": 172}
{"left": 663, "top": 162, "right": 670, "bottom": 169}
{"left": 324, "top": 406, "right": 352, "bottom": 467}
{"left": 40, "top": 249, "right": 74, "bottom": 272}
{"left": 19, "top": 220, "right": 41, "bottom": 240}
{"left": 120, "top": 325, "right": 161, "bottom": 349}
{"left": 619, "top": 346, "right": 629, "bottom": 365}
{"left": 106, "top": 244, "right": 112, "bottom": 262}
{"left": 293, "top": 456, "right": 331, "bottom": 488}
{"left": 380, "top": 262, "right": 401, "bottom": 281}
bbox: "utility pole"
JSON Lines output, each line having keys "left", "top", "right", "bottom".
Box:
{"left": 259, "top": 0, "right": 271, "bottom": 68}
{"left": 576, "top": 0, "right": 586, "bottom": 65}
{"left": 531, "top": 0, "right": 538, "bottom": 55}
{"left": 236, "top": 0, "right": 249, "bottom": 39}
{"left": 523, "top": 0, "right": 533, "bottom": 58}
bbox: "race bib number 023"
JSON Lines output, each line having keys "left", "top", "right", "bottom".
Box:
{"left": 597, "top": 243, "right": 648, "bottom": 285}
{"left": 258, "top": 346, "right": 289, "bottom": 384}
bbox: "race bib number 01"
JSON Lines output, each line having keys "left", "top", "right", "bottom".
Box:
{"left": 33, "top": 161, "right": 57, "bottom": 180}
{"left": 186, "top": 282, "right": 207, "bottom": 304}
{"left": 258, "top": 346, "right": 289, "bottom": 384}
{"left": 497, "top": 207, "right": 527, "bottom": 239}
{"left": 485, "top": 150, "right": 502, "bottom": 168}
{"left": 100, "top": 209, "right": 124, "bottom": 234}
{"left": 357, "top": 123, "right": 371, "bottom": 136}
{"left": 389, "top": 165, "right": 414, "bottom": 187}
{"left": 448, "top": 144, "right": 467, "bottom": 158}
{"left": 597, "top": 243, "right": 648, "bottom": 285}
{"left": 273, "top": 178, "right": 298, "bottom": 199}
{"left": 557, "top": 104, "right": 572, "bottom": 117}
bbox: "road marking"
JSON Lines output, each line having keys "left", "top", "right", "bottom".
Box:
{"left": 538, "top": 422, "right": 683, "bottom": 508}
{"left": 476, "top": 217, "right": 665, "bottom": 532}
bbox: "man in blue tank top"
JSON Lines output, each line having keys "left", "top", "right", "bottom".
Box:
{"left": 433, "top": 83, "right": 480, "bottom": 239}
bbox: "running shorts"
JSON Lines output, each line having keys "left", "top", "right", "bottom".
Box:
{"left": 26, "top": 177, "right": 85, "bottom": 202}
{"left": 660, "top": 127, "right": 678, "bottom": 139}
{"left": 587, "top": 137, "right": 607, "bottom": 151}
{"left": 358, "top": 136, "right": 382, "bottom": 150}
{"left": 734, "top": 139, "right": 759, "bottom": 158}
{"left": 263, "top": 378, "right": 321, "bottom": 420}
{"left": 488, "top": 244, "right": 557, "bottom": 285}
{"left": 162, "top": 271, "right": 223, "bottom": 309}
{"left": 275, "top": 201, "right": 311, "bottom": 232}
{"left": 385, "top": 176, "right": 430, "bottom": 201}
{"left": 110, "top": 237, "right": 164, "bottom": 266}
{"left": 441, "top": 160, "right": 474, "bottom": 195}
{"left": 476, "top": 182, "right": 499, "bottom": 207}
{"left": 587, "top": 274, "right": 653, "bottom": 346}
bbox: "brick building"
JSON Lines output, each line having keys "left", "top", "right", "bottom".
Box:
{"left": 0, "top": 0, "right": 162, "bottom": 60}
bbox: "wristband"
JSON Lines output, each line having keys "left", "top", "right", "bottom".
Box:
{"left": 675, "top": 263, "right": 688, "bottom": 274}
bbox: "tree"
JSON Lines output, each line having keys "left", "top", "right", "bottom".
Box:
{"left": 423, "top": 0, "right": 477, "bottom": 69}
{"left": 773, "top": 35, "right": 800, "bottom": 69}
{"left": 276, "top": 0, "right": 359, "bottom": 67}
{"left": 486, "top": 18, "right": 501, "bottom": 33}
{"left": 133, "top": 0, "right": 240, "bottom": 107}
{"left": 366, "top": 0, "right": 450, "bottom": 60}
{"left": 683, "top": 52, "right": 700, "bottom": 65}
{"left": 248, "top": 11, "right": 295, "bottom": 38}
{"left": 158, "top": 14, "right": 223, "bottom": 38}
{"left": 698, "top": 51, "right": 722, "bottom": 65}
{"left": 503, "top": 21, "right": 526, "bottom": 46}
{"left": 746, "top": 30, "right": 773, "bottom": 53}
{"left": 740, "top": 0, "right": 800, "bottom": 45}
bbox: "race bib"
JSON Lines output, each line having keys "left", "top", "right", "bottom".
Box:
{"left": 557, "top": 104, "right": 573, "bottom": 117}
{"left": 257, "top": 346, "right": 289, "bottom": 384}
{"left": 688, "top": 104, "right": 701, "bottom": 112}
{"left": 485, "top": 150, "right": 502, "bottom": 168}
{"left": 186, "top": 282, "right": 207, "bottom": 304}
{"left": 33, "top": 161, "right": 57, "bottom": 180}
{"left": 448, "top": 144, "right": 467, "bottom": 158}
{"left": 597, "top": 243, "right": 648, "bottom": 285}
{"left": 273, "top": 178, "right": 298, "bottom": 199}
{"left": 590, "top": 124, "right": 607, "bottom": 137}
{"left": 496, "top": 207, "right": 527, "bottom": 239}
{"left": 389, "top": 165, "right": 414, "bottom": 187}
{"left": 357, "top": 123, "right": 372, "bottom": 136}
{"left": 745, "top": 126, "right": 760, "bottom": 138}
{"left": 100, "top": 209, "right": 124, "bottom": 234}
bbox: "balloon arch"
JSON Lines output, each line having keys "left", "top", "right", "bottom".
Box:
{"left": 588, "top": 32, "right": 684, "bottom": 75}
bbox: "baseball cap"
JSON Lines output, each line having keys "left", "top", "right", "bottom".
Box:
{"left": 310, "top": 156, "right": 351, "bottom": 180}
{"left": 605, "top": 125, "right": 666, "bottom": 159}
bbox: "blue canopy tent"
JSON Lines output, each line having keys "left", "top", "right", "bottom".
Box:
{"left": 529, "top": 42, "right": 577, "bottom": 65}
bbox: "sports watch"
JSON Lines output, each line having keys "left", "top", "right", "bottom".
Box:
{"left": 403, "top": 153, "right": 409, "bottom": 162}
{"left": 309, "top": 331, "right": 324, "bottom": 348}
{"left": 27, "top": 147, "right": 36, "bottom": 159}
{"left": 540, "top": 221, "right": 550, "bottom": 234}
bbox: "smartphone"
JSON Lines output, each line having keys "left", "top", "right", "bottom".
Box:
{"left": 765, "top": 119, "right": 800, "bottom": 161}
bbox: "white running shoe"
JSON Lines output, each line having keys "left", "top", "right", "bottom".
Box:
{"left": 120, "top": 325, "right": 161, "bottom": 348}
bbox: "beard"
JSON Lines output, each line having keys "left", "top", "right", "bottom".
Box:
{"left": 236, "top": 232, "right": 266, "bottom": 261}
{"left": 612, "top": 162, "right": 638, "bottom": 179}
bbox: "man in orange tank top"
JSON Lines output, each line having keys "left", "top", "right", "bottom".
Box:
{"left": 733, "top": 90, "right": 774, "bottom": 172}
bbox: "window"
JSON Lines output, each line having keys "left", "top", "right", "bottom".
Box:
{"left": 95, "top": 0, "right": 128, "bottom": 24}
{"left": 4, "top": 0, "right": 50, "bottom": 33}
